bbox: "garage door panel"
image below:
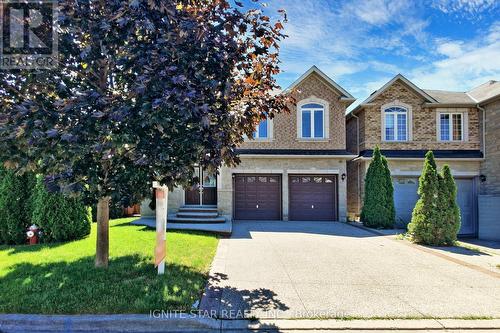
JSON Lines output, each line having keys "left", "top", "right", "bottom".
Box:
{"left": 234, "top": 174, "right": 281, "bottom": 220}
{"left": 456, "top": 179, "right": 475, "bottom": 235}
{"left": 289, "top": 175, "right": 338, "bottom": 221}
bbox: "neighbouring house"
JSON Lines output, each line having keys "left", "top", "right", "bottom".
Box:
{"left": 141, "top": 66, "right": 357, "bottom": 222}
{"left": 468, "top": 80, "right": 500, "bottom": 240}
{"left": 346, "top": 74, "right": 484, "bottom": 237}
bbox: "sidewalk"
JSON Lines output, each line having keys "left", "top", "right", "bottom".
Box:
{"left": 1, "top": 314, "right": 500, "bottom": 332}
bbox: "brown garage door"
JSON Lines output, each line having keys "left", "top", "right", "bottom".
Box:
{"left": 234, "top": 174, "right": 281, "bottom": 220}
{"left": 289, "top": 175, "right": 338, "bottom": 221}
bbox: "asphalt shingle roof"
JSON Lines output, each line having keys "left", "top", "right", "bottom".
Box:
{"left": 422, "top": 89, "right": 475, "bottom": 104}
{"left": 467, "top": 80, "right": 500, "bottom": 103}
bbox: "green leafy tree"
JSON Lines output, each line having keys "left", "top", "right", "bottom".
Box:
{"left": 32, "top": 176, "right": 91, "bottom": 242}
{"left": 408, "top": 151, "right": 442, "bottom": 244}
{"left": 0, "top": 1, "right": 288, "bottom": 267}
{"left": 0, "top": 170, "right": 35, "bottom": 244}
{"left": 361, "top": 146, "right": 394, "bottom": 228}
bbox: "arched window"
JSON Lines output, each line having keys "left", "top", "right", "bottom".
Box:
{"left": 384, "top": 106, "right": 408, "bottom": 141}
{"left": 301, "top": 103, "right": 324, "bottom": 138}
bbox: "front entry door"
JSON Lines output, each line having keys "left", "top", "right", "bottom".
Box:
{"left": 185, "top": 167, "right": 217, "bottom": 205}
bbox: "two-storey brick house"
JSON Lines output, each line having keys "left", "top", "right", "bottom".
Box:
{"left": 142, "top": 66, "right": 356, "bottom": 222}
{"left": 346, "top": 74, "right": 483, "bottom": 236}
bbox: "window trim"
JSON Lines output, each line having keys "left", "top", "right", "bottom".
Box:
{"left": 381, "top": 102, "right": 412, "bottom": 142}
{"left": 246, "top": 118, "right": 273, "bottom": 142}
{"left": 297, "top": 97, "right": 329, "bottom": 140}
{"left": 436, "top": 108, "right": 468, "bottom": 142}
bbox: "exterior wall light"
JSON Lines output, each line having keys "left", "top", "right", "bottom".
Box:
{"left": 480, "top": 175, "right": 487, "bottom": 182}
{"left": 341, "top": 173, "right": 346, "bottom": 181}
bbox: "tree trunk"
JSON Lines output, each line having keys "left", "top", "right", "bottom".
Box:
{"left": 95, "top": 196, "right": 111, "bottom": 268}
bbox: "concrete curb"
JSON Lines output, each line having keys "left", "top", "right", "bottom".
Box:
{"left": 0, "top": 314, "right": 221, "bottom": 332}
{"left": 346, "top": 221, "right": 401, "bottom": 236}
{"left": 2, "top": 315, "right": 500, "bottom": 332}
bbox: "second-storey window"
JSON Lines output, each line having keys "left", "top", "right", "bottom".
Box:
{"left": 253, "top": 119, "right": 268, "bottom": 139}
{"left": 384, "top": 107, "right": 408, "bottom": 141}
{"left": 439, "top": 113, "right": 463, "bottom": 141}
{"left": 301, "top": 103, "right": 324, "bottom": 138}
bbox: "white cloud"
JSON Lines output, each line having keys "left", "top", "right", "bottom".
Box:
{"left": 410, "top": 22, "right": 500, "bottom": 91}
{"left": 268, "top": 0, "right": 429, "bottom": 79}
{"left": 431, "top": 0, "right": 498, "bottom": 14}
{"left": 354, "top": 0, "right": 395, "bottom": 25}
{"left": 436, "top": 41, "right": 464, "bottom": 57}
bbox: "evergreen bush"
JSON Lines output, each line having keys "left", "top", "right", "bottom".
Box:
{"left": 408, "top": 152, "right": 460, "bottom": 245}
{"left": 436, "top": 165, "right": 461, "bottom": 244}
{"left": 0, "top": 170, "right": 35, "bottom": 244}
{"left": 31, "top": 176, "right": 91, "bottom": 242}
{"left": 361, "top": 146, "right": 395, "bottom": 228}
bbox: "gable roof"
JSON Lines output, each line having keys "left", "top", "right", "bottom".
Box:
{"left": 359, "top": 74, "right": 437, "bottom": 106}
{"left": 284, "top": 65, "right": 356, "bottom": 103}
{"left": 467, "top": 80, "right": 500, "bottom": 104}
{"left": 423, "top": 89, "right": 475, "bottom": 104}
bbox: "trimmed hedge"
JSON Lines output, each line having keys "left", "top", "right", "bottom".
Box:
{"left": 31, "top": 176, "right": 92, "bottom": 242}
{"left": 361, "top": 146, "right": 395, "bottom": 228}
{"left": 0, "top": 170, "right": 35, "bottom": 244}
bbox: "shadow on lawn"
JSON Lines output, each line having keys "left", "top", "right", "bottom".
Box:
{"left": 1, "top": 237, "right": 89, "bottom": 256}
{"left": 0, "top": 254, "right": 208, "bottom": 314}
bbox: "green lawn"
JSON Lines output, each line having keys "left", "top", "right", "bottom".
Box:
{"left": 0, "top": 218, "right": 218, "bottom": 314}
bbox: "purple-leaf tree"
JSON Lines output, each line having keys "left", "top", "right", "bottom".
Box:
{"left": 0, "top": 0, "right": 289, "bottom": 268}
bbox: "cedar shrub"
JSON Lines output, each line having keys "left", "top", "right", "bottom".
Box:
{"left": 361, "top": 146, "right": 395, "bottom": 228}
{"left": 437, "top": 165, "right": 461, "bottom": 244}
{"left": 0, "top": 170, "right": 35, "bottom": 244}
{"left": 408, "top": 151, "right": 460, "bottom": 245}
{"left": 31, "top": 176, "right": 91, "bottom": 243}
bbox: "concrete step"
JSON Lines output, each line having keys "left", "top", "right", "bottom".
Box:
{"left": 168, "top": 215, "right": 226, "bottom": 224}
{"left": 178, "top": 206, "right": 218, "bottom": 213}
{"left": 177, "top": 212, "right": 219, "bottom": 218}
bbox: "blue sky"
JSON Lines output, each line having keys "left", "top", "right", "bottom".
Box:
{"left": 242, "top": 0, "right": 500, "bottom": 110}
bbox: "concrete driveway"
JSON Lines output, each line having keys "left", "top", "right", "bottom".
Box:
{"left": 200, "top": 221, "right": 500, "bottom": 319}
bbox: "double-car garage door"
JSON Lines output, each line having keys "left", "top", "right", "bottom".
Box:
{"left": 393, "top": 177, "right": 477, "bottom": 236}
{"left": 234, "top": 174, "right": 338, "bottom": 221}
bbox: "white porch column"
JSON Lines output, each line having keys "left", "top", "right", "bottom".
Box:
{"left": 153, "top": 182, "right": 168, "bottom": 275}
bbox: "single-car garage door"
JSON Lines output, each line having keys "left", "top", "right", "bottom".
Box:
{"left": 393, "top": 177, "right": 476, "bottom": 236}
{"left": 234, "top": 174, "right": 281, "bottom": 220}
{"left": 289, "top": 175, "right": 338, "bottom": 221}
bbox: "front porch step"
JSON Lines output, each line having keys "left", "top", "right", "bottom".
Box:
{"left": 178, "top": 206, "right": 218, "bottom": 213}
{"left": 168, "top": 214, "right": 226, "bottom": 224}
{"left": 176, "top": 212, "right": 219, "bottom": 218}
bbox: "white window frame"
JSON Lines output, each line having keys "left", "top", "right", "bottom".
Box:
{"left": 381, "top": 101, "right": 412, "bottom": 142}
{"left": 251, "top": 118, "right": 273, "bottom": 141}
{"left": 436, "top": 108, "right": 468, "bottom": 142}
{"left": 297, "top": 97, "right": 329, "bottom": 140}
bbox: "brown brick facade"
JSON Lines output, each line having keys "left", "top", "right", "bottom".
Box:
{"left": 347, "top": 78, "right": 482, "bottom": 220}
{"left": 480, "top": 99, "right": 500, "bottom": 195}
{"left": 346, "top": 116, "right": 358, "bottom": 154}
{"left": 239, "top": 72, "right": 348, "bottom": 150}
{"left": 359, "top": 80, "right": 481, "bottom": 152}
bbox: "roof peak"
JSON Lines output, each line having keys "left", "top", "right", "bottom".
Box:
{"left": 284, "top": 65, "right": 356, "bottom": 104}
